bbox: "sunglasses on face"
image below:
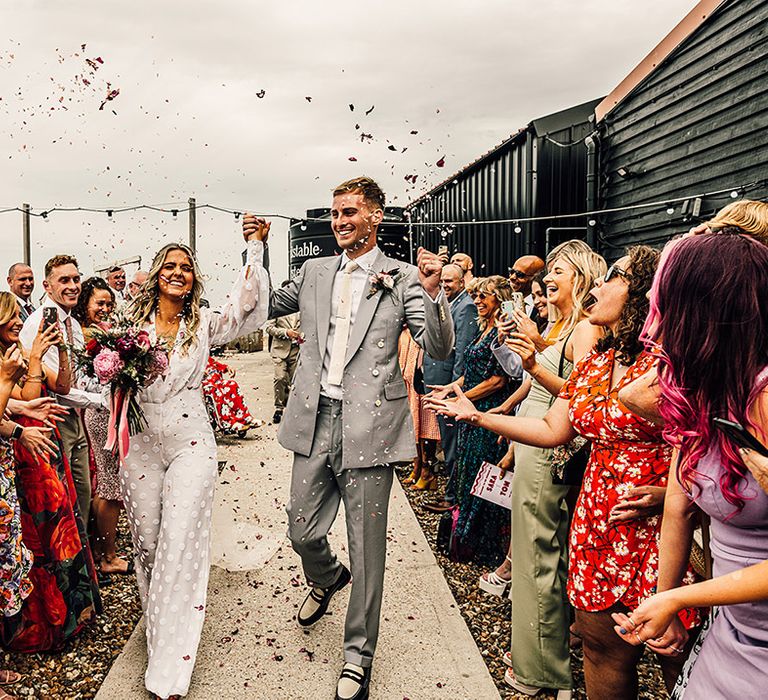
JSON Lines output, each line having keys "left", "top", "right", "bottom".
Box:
{"left": 471, "top": 291, "right": 492, "bottom": 300}
{"left": 508, "top": 269, "right": 531, "bottom": 280}
{"left": 604, "top": 264, "right": 632, "bottom": 283}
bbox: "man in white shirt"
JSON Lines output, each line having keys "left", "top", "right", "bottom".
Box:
{"left": 106, "top": 265, "right": 128, "bottom": 302}
{"left": 7, "top": 263, "right": 36, "bottom": 322}
{"left": 250, "top": 176, "right": 454, "bottom": 700}
{"left": 20, "top": 254, "right": 104, "bottom": 527}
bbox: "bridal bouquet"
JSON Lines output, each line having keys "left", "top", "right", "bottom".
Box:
{"left": 74, "top": 316, "right": 169, "bottom": 459}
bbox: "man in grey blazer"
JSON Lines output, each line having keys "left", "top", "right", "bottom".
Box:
{"left": 244, "top": 176, "right": 453, "bottom": 700}
{"left": 422, "top": 262, "right": 478, "bottom": 513}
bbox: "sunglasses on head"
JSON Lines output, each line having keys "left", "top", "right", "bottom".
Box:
{"left": 604, "top": 264, "right": 632, "bottom": 283}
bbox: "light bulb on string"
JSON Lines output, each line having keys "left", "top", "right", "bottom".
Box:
{"left": 666, "top": 207, "right": 675, "bottom": 215}
{"left": 234, "top": 212, "right": 241, "bottom": 221}
{"left": 107, "top": 210, "right": 113, "bottom": 221}
{"left": 514, "top": 224, "right": 522, "bottom": 234}
{"left": 300, "top": 221, "right": 307, "bottom": 231}
{"left": 588, "top": 219, "right": 597, "bottom": 227}
{"left": 41, "top": 211, "right": 49, "bottom": 223}
{"left": 171, "top": 209, "right": 178, "bottom": 219}
{"left": 730, "top": 190, "right": 740, "bottom": 199}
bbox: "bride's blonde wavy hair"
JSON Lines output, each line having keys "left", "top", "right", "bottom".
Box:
{"left": 705, "top": 200, "right": 768, "bottom": 244}
{"left": 545, "top": 239, "right": 607, "bottom": 339}
{"left": 127, "top": 243, "right": 205, "bottom": 355}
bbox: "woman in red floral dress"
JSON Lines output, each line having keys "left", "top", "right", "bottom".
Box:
{"left": 429, "top": 245, "right": 699, "bottom": 698}
{"left": 0, "top": 293, "right": 101, "bottom": 653}
{"left": 202, "top": 356, "right": 256, "bottom": 435}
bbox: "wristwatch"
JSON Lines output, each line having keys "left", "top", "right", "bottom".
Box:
{"left": 10, "top": 424, "right": 23, "bottom": 441}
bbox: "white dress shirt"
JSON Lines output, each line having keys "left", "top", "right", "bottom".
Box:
{"left": 320, "top": 246, "right": 381, "bottom": 400}
{"left": 524, "top": 293, "right": 534, "bottom": 317}
{"left": 319, "top": 247, "right": 444, "bottom": 400}
{"left": 19, "top": 298, "right": 105, "bottom": 409}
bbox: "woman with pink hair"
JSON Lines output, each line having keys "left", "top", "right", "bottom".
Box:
{"left": 615, "top": 231, "right": 768, "bottom": 698}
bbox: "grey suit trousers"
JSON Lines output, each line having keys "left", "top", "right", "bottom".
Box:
{"left": 58, "top": 409, "right": 92, "bottom": 529}
{"left": 286, "top": 396, "right": 393, "bottom": 668}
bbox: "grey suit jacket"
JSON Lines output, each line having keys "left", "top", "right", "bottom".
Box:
{"left": 422, "top": 290, "right": 478, "bottom": 386}
{"left": 269, "top": 248, "right": 454, "bottom": 469}
{"left": 264, "top": 313, "right": 301, "bottom": 359}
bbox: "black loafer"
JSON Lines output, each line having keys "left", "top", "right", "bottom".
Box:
{"left": 335, "top": 664, "right": 371, "bottom": 700}
{"left": 297, "top": 565, "right": 351, "bottom": 627}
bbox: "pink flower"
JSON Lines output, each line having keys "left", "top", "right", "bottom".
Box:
{"left": 93, "top": 349, "right": 124, "bottom": 383}
{"left": 136, "top": 330, "right": 151, "bottom": 351}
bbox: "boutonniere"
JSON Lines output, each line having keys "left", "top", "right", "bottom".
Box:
{"left": 366, "top": 268, "right": 401, "bottom": 300}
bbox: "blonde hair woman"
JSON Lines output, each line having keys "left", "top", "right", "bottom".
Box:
{"left": 121, "top": 222, "right": 270, "bottom": 700}
{"left": 704, "top": 199, "right": 768, "bottom": 243}
{"left": 450, "top": 241, "right": 606, "bottom": 695}
{"left": 427, "top": 275, "right": 516, "bottom": 565}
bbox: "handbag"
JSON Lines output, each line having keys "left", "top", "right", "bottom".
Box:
{"left": 551, "top": 437, "right": 590, "bottom": 485}
{"left": 549, "top": 332, "right": 591, "bottom": 486}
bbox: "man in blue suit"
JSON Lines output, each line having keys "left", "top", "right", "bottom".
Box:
{"left": 422, "top": 262, "right": 478, "bottom": 512}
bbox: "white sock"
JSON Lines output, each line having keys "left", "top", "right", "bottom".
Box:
{"left": 300, "top": 587, "right": 324, "bottom": 619}
{"left": 337, "top": 663, "right": 365, "bottom": 699}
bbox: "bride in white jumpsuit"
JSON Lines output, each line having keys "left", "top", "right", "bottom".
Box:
{"left": 121, "top": 224, "right": 269, "bottom": 699}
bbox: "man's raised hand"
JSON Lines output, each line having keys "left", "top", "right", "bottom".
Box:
{"left": 242, "top": 213, "right": 271, "bottom": 243}
{"left": 416, "top": 246, "right": 443, "bottom": 299}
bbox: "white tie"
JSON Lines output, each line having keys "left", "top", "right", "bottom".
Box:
{"left": 327, "top": 261, "right": 359, "bottom": 387}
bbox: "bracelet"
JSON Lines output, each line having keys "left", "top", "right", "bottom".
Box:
{"left": 26, "top": 373, "right": 45, "bottom": 382}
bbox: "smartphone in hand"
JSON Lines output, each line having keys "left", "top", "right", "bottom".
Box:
{"left": 713, "top": 417, "right": 768, "bottom": 458}
{"left": 42, "top": 307, "right": 58, "bottom": 330}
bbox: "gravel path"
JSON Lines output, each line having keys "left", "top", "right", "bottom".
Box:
{"left": 396, "top": 469, "right": 670, "bottom": 700}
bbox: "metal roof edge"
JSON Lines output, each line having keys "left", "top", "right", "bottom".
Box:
{"left": 405, "top": 97, "right": 603, "bottom": 211}
{"left": 594, "top": 0, "right": 729, "bottom": 123}
{"left": 405, "top": 126, "right": 529, "bottom": 210}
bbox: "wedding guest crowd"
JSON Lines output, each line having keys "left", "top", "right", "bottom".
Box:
{"left": 423, "top": 199, "right": 768, "bottom": 698}
{"left": 0, "top": 197, "right": 766, "bottom": 699}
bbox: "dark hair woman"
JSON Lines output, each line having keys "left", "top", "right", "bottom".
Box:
{"left": 73, "top": 277, "right": 131, "bottom": 579}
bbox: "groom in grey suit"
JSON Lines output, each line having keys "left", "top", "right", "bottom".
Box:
{"left": 244, "top": 176, "right": 453, "bottom": 700}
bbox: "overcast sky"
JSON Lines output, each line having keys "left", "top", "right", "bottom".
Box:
{"left": 2, "top": 0, "right": 699, "bottom": 301}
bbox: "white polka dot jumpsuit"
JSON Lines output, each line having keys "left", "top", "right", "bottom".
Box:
{"left": 120, "top": 240, "right": 268, "bottom": 699}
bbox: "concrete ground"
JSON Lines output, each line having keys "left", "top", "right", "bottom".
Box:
{"left": 96, "top": 352, "right": 500, "bottom": 700}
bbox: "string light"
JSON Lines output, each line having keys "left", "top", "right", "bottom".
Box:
{"left": 0, "top": 179, "right": 763, "bottom": 228}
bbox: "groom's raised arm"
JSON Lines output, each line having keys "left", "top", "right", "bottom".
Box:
{"left": 403, "top": 248, "right": 454, "bottom": 360}
{"left": 269, "top": 264, "right": 303, "bottom": 319}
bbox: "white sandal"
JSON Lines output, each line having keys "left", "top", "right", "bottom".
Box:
{"left": 478, "top": 556, "right": 511, "bottom": 597}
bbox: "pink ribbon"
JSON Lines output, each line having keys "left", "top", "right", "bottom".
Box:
{"left": 117, "top": 391, "right": 131, "bottom": 461}
{"left": 105, "top": 387, "right": 131, "bottom": 461}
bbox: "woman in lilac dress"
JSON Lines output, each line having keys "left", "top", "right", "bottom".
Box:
{"left": 612, "top": 231, "right": 768, "bottom": 698}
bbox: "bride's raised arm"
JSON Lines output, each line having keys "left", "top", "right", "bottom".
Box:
{"left": 208, "top": 218, "right": 271, "bottom": 346}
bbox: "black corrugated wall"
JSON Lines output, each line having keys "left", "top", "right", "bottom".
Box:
{"left": 596, "top": 0, "right": 768, "bottom": 255}
{"left": 407, "top": 100, "right": 600, "bottom": 276}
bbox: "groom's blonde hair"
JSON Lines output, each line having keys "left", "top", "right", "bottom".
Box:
{"left": 333, "top": 176, "right": 386, "bottom": 211}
